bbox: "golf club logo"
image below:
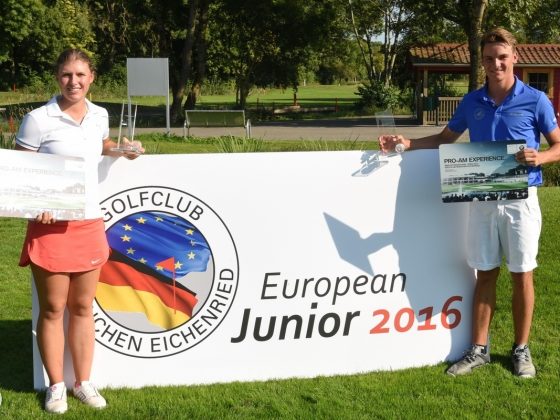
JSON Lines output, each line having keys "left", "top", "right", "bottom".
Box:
{"left": 474, "top": 108, "right": 485, "bottom": 120}
{"left": 94, "top": 186, "right": 239, "bottom": 358}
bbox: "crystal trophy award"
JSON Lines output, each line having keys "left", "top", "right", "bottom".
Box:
{"left": 111, "top": 102, "right": 142, "bottom": 153}
{"left": 352, "top": 111, "right": 403, "bottom": 176}
{"left": 375, "top": 110, "right": 404, "bottom": 157}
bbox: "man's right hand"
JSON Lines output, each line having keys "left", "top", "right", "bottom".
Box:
{"left": 378, "top": 135, "right": 409, "bottom": 154}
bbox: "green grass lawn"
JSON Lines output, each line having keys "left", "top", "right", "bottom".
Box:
{"left": 0, "top": 142, "right": 559, "bottom": 418}
{"left": 0, "top": 84, "right": 360, "bottom": 110}
{"left": 196, "top": 84, "right": 360, "bottom": 108}
{"left": 0, "top": 84, "right": 363, "bottom": 132}
{"left": 133, "top": 133, "right": 379, "bottom": 155}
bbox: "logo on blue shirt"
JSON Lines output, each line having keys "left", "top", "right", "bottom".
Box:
{"left": 474, "top": 108, "right": 485, "bottom": 120}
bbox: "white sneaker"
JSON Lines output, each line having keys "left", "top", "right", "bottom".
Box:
{"left": 512, "top": 344, "right": 536, "bottom": 378}
{"left": 446, "top": 344, "right": 490, "bottom": 376}
{"left": 73, "top": 381, "right": 107, "bottom": 409}
{"left": 45, "top": 382, "right": 68, "bottom": 414}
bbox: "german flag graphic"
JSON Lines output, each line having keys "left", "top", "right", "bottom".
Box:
{"left": 98, "top": 212, "right": 211, "bottom": 330}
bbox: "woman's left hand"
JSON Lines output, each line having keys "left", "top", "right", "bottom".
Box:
{"left": 103, "top": 137, "right": 145, "bottom": 159}
{"left": 35, "top": 211, "right": 56, "bottom": 224}
{"left": 122, "top": 138, "right": 145, "bottom": 160}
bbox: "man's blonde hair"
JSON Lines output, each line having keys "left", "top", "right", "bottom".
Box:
{"left": 480, "top": 28, "right": 518, "bottom": 53}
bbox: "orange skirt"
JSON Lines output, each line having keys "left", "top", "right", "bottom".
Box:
{"left": 19, "top": 218, "right": 109, "bottom": 273}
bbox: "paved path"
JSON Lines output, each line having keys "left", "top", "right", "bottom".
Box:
{"left": 110, "top": 116, "right": 470, "bottom": 142}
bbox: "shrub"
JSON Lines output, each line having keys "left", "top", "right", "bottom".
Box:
{"left": 93, "top": 64, "right": 127, "bottom": 98}
{"left": 20, "top": 72, "right": 58, "bottom": 98}
{"left": 0, "top": 105, "right": 35, "bottom": 149}
{"left": 355, "top": 81, "right": 401, "bottom": 113}
{"left": 0, "top": 131, "right": 15, "bottom": 149}
{"left": 543, "top": 162, "right": 560, "bottom": 186}
{"left": 215, "top": 136, "right": 264, "bottom": 153}
{"left": 201, "top": 78, "right": 236, "bottom": 96}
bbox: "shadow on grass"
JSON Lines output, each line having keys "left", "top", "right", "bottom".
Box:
{"left": 0, "top": 320, "right": 34, "bottom": 391}
{"left": 443, "top": 352, "right": 515, "bottom": 376}
{"left": 491, "top": 353, "right": 514, "bottom": 372}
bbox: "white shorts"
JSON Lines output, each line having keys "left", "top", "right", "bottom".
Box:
{"left": 467, "top": 187, "right": 541, "bottom": 273}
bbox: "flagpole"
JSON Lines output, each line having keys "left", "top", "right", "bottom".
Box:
{"left": 172, "top": 267, "right": 176, "bottom": 314}
{"left": 156, "top": 257, "right": 177, "bottom": 315}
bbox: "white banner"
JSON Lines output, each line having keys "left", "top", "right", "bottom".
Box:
{"left": 33, "top": 150, "right": 474, "bottom": 389}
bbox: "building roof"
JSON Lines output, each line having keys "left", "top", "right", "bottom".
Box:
{"left": 410, "top": 43, "right": 560, "bottom": 66}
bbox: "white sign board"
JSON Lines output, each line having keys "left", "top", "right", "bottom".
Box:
{"left": 127, "top": 58, "right": 169, "bottom": 96}
{"left": 32, "top": 150, "right": 474, "bottom": 389}
{"left": 126, "top": 58, "right": 170, "bottom": 133}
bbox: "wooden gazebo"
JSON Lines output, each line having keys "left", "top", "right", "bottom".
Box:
{"left": 409, "top": 43, "right": 560, "bottom": 125}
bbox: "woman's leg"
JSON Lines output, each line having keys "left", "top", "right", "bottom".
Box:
{"left": 31, "top": 264, "right": 70, "bottom": 385}
{"left": 67, "top": 269, "right": 100, "bottom": 382}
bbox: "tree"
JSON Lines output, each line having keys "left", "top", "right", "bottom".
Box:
{"left": 524, "top": 0, "right": 560, "bottom": 42}
{"left": 209, "top": 0, "right": 288, "bottom": 108}
{"left": 315, "top": 39, "right": 364, "bottom": 84}
{"left": 486, "top": 0, "right": 558, "bottom": 43}
{"left": 346, "top": 0, "right": 383, "bottom": 86}
{"left": 346, "top": 0, "right": 418, "bottom": 87}
{"left": 85, "top": 0, "right": 133, "bottom": 74}
{"left": 84, "top": 1, "right": 216, "bottom": 119}
{"left": 208, "top": 0, "right": 342, "bottom": 108}
{"left": 406, "top": 0, "right": 558, "bottom": 91}
{"left": 3, "top": 0, "right": 555, "bottom": 107}
{"left": 405, "top": 0, "right": 488, "bottom": 91}
{"left": 0, "top": 0, "right": 43, "bottom": 89}
{"left": 184, "top": 0, "right": 210, "bottom": 110}
{"left": 170, "top": 0, "right": 198, "bottom": 116}
{"left": 0, "top": 0, "right": 96, "bottom": 90}
{"left": 51, "top": 0, "right": 96, "bottom": 54}
{"left": 465, "top": 0, "right": 489, "bottom": 91}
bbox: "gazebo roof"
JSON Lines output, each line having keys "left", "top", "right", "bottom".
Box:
{"left": 410, "top": 43, "right": 560, "bottom": 66}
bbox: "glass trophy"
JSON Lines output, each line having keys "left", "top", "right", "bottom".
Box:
{"left": 352, "top": 110, "right": 404, "bottom": 177}
{"left": 111, "top": 102, "right": 142, "bottom": 153}
{"left": 383, "top": 141, "right": 405, "bottom": 157}
{"left": 376, "top": 109, "right": 405, "bottom": 156}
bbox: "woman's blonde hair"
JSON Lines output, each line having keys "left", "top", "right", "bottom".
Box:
{"left": 54, "top": 49, "right": 95, "bottom": 74}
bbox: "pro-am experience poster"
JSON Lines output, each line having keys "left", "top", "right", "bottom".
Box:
{"left": 439, "top": 141, "right": 528, "bottom": 203}
{"left": 0, "top": 149, "right": 86, "bottom": 220}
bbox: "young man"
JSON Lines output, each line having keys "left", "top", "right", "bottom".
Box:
{"left": 379, "top": 28, "right": 560, "bottom": 378}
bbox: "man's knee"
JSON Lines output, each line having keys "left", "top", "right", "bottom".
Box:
{"left": 477, "top": 267, "right": 500, "bottom": 283}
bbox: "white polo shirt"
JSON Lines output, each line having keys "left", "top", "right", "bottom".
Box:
{"left": 16, "top": 96, "right": 109, "bottom": 219}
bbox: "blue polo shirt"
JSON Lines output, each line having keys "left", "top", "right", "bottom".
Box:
{"left": 448, "top": 77, "right": 558, "bottom": 186}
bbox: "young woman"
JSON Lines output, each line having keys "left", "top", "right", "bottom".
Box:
{"left": 16, "top": 49, "right": 143, "bottom": 414}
